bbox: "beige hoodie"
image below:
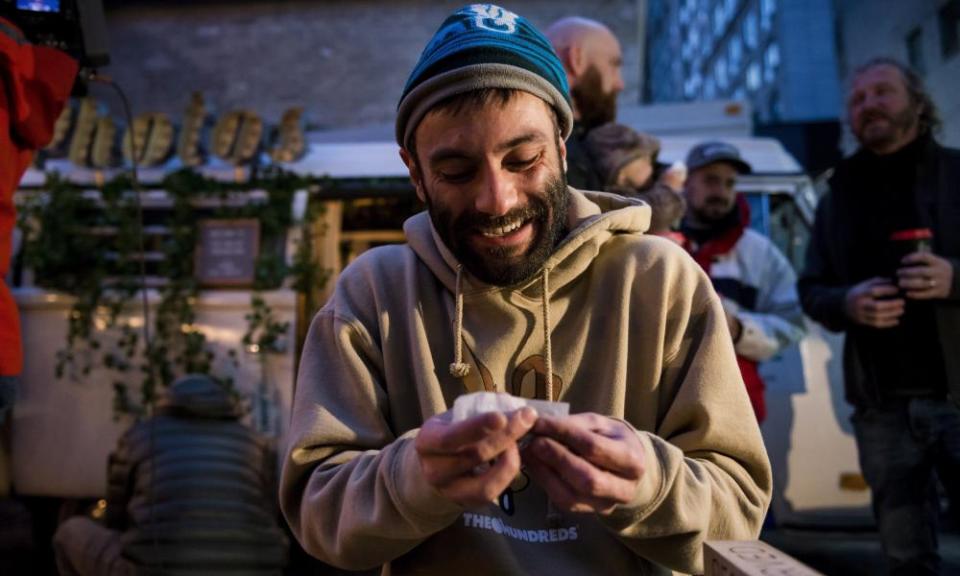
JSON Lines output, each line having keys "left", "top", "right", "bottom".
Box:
{"left": 280, "top": 189, "right": 771, "bottom": 576}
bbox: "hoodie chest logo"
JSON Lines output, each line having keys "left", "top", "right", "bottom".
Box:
{"left": 511, "top": 355, "right": 563, "bottom": 401}
{"left": 460, "top": 349, "right": 563, "bottom": 401}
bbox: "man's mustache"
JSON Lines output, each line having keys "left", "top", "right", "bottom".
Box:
{"left": 456, "top": 203, "right": 543, "bottom": 230}
{"left": 704, "top": 196, "right": 731, "bottom": 207}
{"left": 859, "top": 109, "right": 891, "bottom": 125}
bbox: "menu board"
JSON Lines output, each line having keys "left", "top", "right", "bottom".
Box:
{"left": 195, "top": 219, "right": 260, "bottom": 287}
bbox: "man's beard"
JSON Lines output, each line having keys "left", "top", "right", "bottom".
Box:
{"left": 691, "top": 195, "right": 735, "bottom": 224}
{"left": 571, "top": 65, "right": 617, "bottom": 131}
{"left": 425, "top": 174, "right": 570, "bottom": 287}
{"left": 854, "top": 104, "right": 919, "bottom": 151}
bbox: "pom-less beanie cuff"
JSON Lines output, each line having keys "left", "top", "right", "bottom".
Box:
{"left": 397, "top": 63, "right": 573, "bottom": 147}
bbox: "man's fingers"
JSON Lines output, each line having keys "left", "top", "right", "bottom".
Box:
{"left": 864, "top": 298, "right": 904, "bottom": 314}
{"left": 863, "top": 311, "right": 902, "bottom": 327}
{"left": 523, "top": 440, "right": 624, "bottom": 514}
{"left": 897, "top": 264, "right": 931, "bottom": 280}
{"left": 459, "top": 408, "right": 538, "bottom": 462}
{"left": 897, "top": 276, "right": 929, "bottom": 289}
{"left": 526, "top": 436, "right": 638, "bottom": 503}
{"left": 904, "top": 289, "right": 936, "bottom": 300}
{"left": 420, "top": 452, "right": 491, "bottom": 487}
{"left": 531, "top": 416, "right": 642, "bottom": 478}
{"left": 870, "top": 317, "right": 901, "bottom": 328}
{"left": 868, "top": 283, "right": 900, "bottom": 298}
{"left": 417, "top": 409, "right": 536, "bottom": 487}
{"left": 897, "top": 261, "right": 948, "bottom": 300}
{"left": 417, "top": 411, "right": 507, "bottom": 455}
{"left": 901, "top": 252, "right": 934, "bottom": 266}
{"left": 899, "top": 279, "right": 936, "bottom": 295}
{"left": 524, "top": 457, "right": 604, "bottom": 513}
{"left": 419, "top": 407, "right": 534, "bottom": 456}
{"left": 860, "top": 289, "right": 906, "bottom": 318}
{"left": 440, "top": 446, "right": 521, "bottom": 508}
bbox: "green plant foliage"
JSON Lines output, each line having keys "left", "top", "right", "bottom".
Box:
{"left": 18, "top": 168, "right": 327, "bottom": 418}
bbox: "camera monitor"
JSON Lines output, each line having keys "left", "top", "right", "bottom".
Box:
{"left": 1, "top": 0, "right": 108, "bottom": 67}
{"left": 17, "top": 1, "right": 61, "bottom": 13}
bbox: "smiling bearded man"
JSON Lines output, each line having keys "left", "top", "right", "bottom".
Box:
{"left": 411, "top": 90, "right": 571, "bottom": 286}
{"left": 280, "top": 5, "right": 771, "bottom": 576}
{"left": 424, "top": 164, "right": 569, "bottom": 286}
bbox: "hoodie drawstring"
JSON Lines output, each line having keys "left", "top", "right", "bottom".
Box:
{"left": 449, "top": 265, "right": 471, "bottom": 379}
{"left": 541, "top": 266, "right": 563, "bottom": 528}
{"left": 540, "top": 268, "right": 553, "bottom": 402}
{"left": 447, "top": 264, "right": 562, "bottom": 526}
{"left": 448, "top": 265, "right": 555, "bottom": 402}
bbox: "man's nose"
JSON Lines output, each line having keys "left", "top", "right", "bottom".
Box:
{"left": 613, "top": 70, "right": 625, "bottom": 93}
{"left": 862, "top": 92, "right": 885, "bottom": 110}
{"left": 474, "top": 166, "right": 519, "bottom": 216}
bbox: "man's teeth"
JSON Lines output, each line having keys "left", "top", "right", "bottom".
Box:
{"left": 479, "top": 219, "right": 525, "bottom": 237}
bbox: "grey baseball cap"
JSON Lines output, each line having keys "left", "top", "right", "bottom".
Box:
{"left": 685, "top": 141, "right": 752, "bottom": 174}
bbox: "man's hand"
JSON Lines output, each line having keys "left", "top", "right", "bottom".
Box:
{"left": 521, "top": 413, "right": 645, "bottom": 515}
{"left": 724, "top": 309, "right": 743, "bottom": 342}
{"left": 897, "top": 252, "right": 953, "bottom": 300}
{"left": 415, "top": 408, "right": 536, "bottom": 509}
{"left": 844, "top": 277, "right": 904, "bottom": 328}
{"left": 658, "top": 163, "right": 687, "bottom": 192}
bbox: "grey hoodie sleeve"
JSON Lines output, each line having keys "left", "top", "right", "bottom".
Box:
{"left": 732, "top": 235, "right": 806, "bottom": 362}
{"left": 279, "top": 309, "right": 462, "bottom": 570}
{"left": 599, "top": 264, "right": 773, "bottom": 575}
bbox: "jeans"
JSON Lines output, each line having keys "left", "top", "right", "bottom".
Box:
{"left": 53, "top": 516, "right": 135, "bottom": 576}
{"left": 0, "top": 375, "right": 16, "bottom": 497}
{"left": 0, "top": 374, "right": 15, "bottom": 426}
{"left": 852, "top": 397, "right": 960, "bottom": 576}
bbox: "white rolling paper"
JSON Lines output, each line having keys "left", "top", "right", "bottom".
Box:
{"left": 451, "top": 391, "right": 569, "bottom": 423}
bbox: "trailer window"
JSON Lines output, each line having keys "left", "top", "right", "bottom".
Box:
{"left": 744, "top": 192, "right": 810, "bottom": 271}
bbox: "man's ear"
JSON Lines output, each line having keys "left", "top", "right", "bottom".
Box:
{"left": 558, "top": 137, "right": 568, "bottom": 174}
{"left": 554, "top": 46, "right": 577, "bottom": 85}
{"left": 399, "top": 147, "right": 426, "bottom": 202}
{"left": 568, "top": 42, "right": 586, "bottom": 79}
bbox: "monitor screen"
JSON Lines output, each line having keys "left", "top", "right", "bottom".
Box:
{"left": 16, "top": 0, "right": 60, "bottom": 13}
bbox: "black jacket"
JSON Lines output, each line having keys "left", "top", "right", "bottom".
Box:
{"left": 565, "top": 122, "right": 603, "bottom": 191}
{"left": 105, "top": 375, "right": 288, "bottom": 575}
{"left": 798, "top": 136, "right": 960, "bottom": 407}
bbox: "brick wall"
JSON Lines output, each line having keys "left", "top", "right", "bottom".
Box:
{"left": 99, "top": 0, "right": 640, "bottom": 129}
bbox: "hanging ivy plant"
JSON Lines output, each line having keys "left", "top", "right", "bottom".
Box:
{"left": 17, "top": 168, "right": 327, "bottom": 417}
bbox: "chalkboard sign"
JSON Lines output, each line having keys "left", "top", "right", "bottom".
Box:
{"left": 195, "top": 219, "right": 260, "bottom": 287}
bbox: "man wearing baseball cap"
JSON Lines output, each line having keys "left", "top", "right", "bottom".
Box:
{"left": 680, "top": 141, "right": 806, "bottom": 422}
{"left": 280, "top": 7, "right": 770, "bottom": 575}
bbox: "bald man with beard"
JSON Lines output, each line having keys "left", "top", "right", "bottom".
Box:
{"left": 546, "top": 17, "right": 624, "bottom": 191}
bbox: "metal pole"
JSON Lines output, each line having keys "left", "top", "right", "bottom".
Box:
{"left": 636, "top": 0, "right": 648, "bottom": 104}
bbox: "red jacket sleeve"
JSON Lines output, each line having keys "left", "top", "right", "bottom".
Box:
{"left": 0, "top": 16, "right": 78, "bottom": 375}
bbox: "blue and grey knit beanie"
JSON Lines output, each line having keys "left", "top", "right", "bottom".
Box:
{"left": 396, "top": 4, "right": 573, "bottom": 147}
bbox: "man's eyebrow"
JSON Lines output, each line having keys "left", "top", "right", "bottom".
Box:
{"left": 428, "top": 148, "right": 472, "bottom": 165}
{"left": 427, "top": 131, "right": 547, "bottom": 165}
{"left": 495, "top": 132, "right": 548, "bottom": 153}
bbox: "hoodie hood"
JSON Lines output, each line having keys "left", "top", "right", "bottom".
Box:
{"left": 405, "top": 187, "right": 651, "bottom": 400}
{"left": 404, "top": 187, "right": 651, "bottom": 296}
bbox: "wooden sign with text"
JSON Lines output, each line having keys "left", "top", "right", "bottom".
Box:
{"left": 195, "top": 219, "right": 260, "bottom": 287}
